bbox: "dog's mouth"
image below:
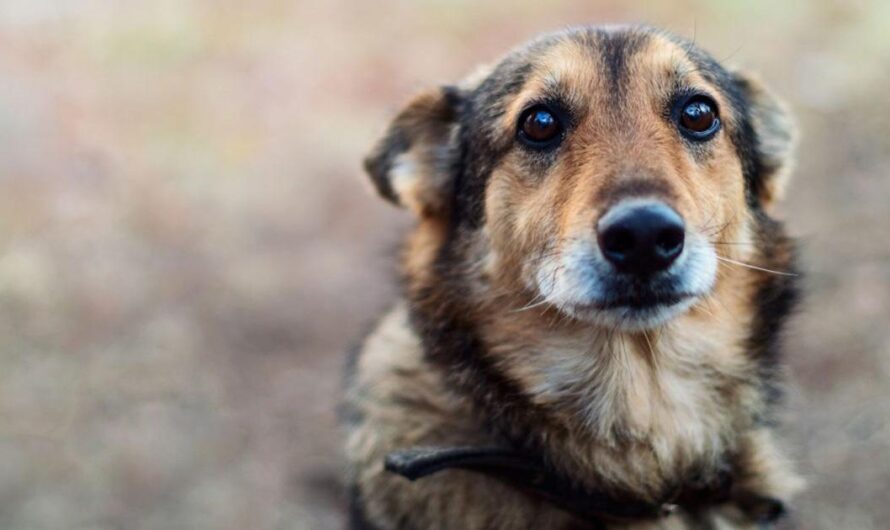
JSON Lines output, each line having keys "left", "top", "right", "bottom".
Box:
{"left": 561, "top": 283, "right": 705, "bottom": 329}
{"left": 584, "top": 290, "right": 698, "bottom": 310}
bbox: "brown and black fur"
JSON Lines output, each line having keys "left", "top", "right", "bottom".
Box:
{"left": 343, "top": 26, "right": 803, "bottom": 530}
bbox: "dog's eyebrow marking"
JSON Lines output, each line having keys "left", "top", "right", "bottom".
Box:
{"left": 538, "top": 77, "right": 575, "bottom": 100}
{"left": 516, "top": 84, "right": 577, "bottom": 118}
{"left": 525, "top": 42, "right": 597, "bottom": 115}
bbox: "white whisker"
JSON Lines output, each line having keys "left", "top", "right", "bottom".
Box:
{"left": 716, "top": 256, "right": 798, "bottom": 277}
{"left": 509, "top": 296, "right": 550, "bottom": 313}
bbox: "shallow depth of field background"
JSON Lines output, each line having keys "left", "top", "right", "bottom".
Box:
{"left": 0, "top": 1, "right": 888, "bottom": 529}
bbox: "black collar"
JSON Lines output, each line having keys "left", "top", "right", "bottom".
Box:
{"left": 384, "top": 446, "right": 771, "bottom": 526}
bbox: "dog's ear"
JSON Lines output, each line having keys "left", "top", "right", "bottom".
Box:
{"left": 363, "top": 86, "right": 462, "bottom": 217}
{"left": 733, "top": 71, "right": 796, "bottom": 206}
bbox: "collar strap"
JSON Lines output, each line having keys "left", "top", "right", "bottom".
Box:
{"left": 385, "top": 446, "right": 742, "bottom": 524}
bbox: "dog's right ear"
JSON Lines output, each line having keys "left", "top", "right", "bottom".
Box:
{"left": 363, "top": 86, "right": 462, "bottom": 217}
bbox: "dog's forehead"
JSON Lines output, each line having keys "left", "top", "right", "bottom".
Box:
{"left": 473, "top": 27, "right": 727, "bottom": 112}
{"left": 530, "top": 28, "right": 660, "bottom": 89}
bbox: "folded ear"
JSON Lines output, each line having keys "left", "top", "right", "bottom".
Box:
{"left": 733, "top": 72, "right": 797, "bottom": 206}
{"left": 363, "top": 86, "right": 462, "bottom": 217}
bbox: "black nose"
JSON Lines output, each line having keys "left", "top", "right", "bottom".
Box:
{"left": 597, "top": 202, "right": 685, "bottom": 276}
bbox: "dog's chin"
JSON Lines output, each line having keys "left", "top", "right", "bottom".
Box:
{"left": 562, "top": 293, "right": 701, "bottom": 331}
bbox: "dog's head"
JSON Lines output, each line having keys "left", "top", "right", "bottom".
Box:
{"left": 364, "top": 26, "right": 794, "bottom": 330}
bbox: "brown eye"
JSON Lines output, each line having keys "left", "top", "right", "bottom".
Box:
{"left": 678, "top": 96, "right": 720, "bottom": 140}
{"left": 518, "top": 105, "right": 563, "bottom": 147}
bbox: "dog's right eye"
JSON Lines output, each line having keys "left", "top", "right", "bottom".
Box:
{"left": 517, "top": 105, "right": 563, "bottom": 148}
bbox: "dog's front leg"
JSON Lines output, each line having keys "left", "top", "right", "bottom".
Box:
{"left": 709, "top": 428, "right": 804, "bottom": 528}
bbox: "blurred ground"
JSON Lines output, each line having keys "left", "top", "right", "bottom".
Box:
{"left": 0, "top": 1, "right": 887, "bottom": 529}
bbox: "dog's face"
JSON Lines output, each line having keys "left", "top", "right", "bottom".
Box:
{"left": 365, "top": 26, "right": 794, "bottom": 330}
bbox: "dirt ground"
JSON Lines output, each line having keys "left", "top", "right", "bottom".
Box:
{"left": 0, "top": 1, "right": 887, "bottom": 529}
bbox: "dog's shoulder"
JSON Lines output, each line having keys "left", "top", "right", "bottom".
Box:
{"left": 342, "top": 302, "right": 485, "bottom": 448}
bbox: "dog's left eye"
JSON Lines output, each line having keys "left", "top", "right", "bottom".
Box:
{"left": 677, "top": 95, "right": 720, "bottom": 140}
{"left": 518, "top": 105, "right": 563, "bottom": 148}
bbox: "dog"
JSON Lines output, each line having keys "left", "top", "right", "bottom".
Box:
{"left": 342, "top": 25, "right": 803, "bottom": 530}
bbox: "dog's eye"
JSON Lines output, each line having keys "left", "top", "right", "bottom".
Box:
{"left": 518, "top": 105, "right": 563, "bottom": 147}
{"left": 677, "top": 96, "right": 720, "bottom": 140}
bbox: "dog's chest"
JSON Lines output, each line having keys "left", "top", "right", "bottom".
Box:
{"left": 501, "top": 321, "right": 754, "bottom": 487}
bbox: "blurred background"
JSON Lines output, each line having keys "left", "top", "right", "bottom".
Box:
{"left": 0, "top": 1, "right": 887, "bottom": 529}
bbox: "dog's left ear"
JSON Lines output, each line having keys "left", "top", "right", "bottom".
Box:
{"left": 363, "top": 86, "right": 462, "bottom": 217}
{"left": 733, "top": 72, "right": 796, "bottom": 206}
